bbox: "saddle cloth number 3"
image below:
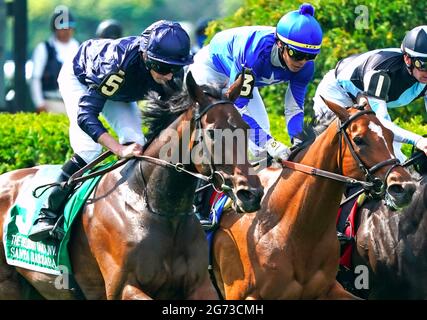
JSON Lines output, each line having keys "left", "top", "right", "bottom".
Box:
{"left": 99, "top": 70, "right": 125, "bottom": 97}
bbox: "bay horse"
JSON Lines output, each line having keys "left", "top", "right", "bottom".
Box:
{"left": 339, "top": 151, "right": 427, "bottom": 299}
{"left": 0, "top": 72, "right": 263, "bottom": 299}
{"left": 211, "top": 97, "right": 416, "bottom": 299}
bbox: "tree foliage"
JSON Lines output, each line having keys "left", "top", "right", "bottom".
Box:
{"left": 24, "top": 0, "right": 242, "bottom": 56}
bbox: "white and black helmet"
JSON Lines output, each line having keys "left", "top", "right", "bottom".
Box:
{"left": 401, "top": 25, "right": 427, "bottom": 58}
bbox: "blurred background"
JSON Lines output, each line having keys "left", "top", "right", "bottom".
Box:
{"left": 0, "top": 0, "right": 243, "bottom": 112}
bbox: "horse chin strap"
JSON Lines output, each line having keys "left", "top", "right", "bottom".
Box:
{"left": 337, "top": 109, "right": 401, "bottom": 199}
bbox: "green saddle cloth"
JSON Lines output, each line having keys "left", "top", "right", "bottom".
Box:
{"left": 3, "top": 162, "right": 114, "bottom": 275}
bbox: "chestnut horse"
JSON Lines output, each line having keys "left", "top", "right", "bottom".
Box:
{"left": 339, "top": 151, "right": 427, "bottom": 299}
{"left": 0, "top": 73, "right": 263, "bottom": 299}
{"left": 211, "top": 97, "right": 416, "bottom": 299}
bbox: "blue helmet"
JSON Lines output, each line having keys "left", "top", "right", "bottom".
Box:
{"left": 140, "top": 20, "right": 193, "bottom": 66}
{"left": 276, "top": 3, "right": 323, "bottom": 54}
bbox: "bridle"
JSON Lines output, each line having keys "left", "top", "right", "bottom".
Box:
{"left": 337, "top": 106, "right": 401, "bottom": 198}
{"left": 268, "top": 105, "right": 403, "bottom": 204}
{"left": 134, "top": 98, "right": 237, "bottom": 196}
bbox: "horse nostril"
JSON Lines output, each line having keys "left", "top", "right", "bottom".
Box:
{"left": 387, "top": 184, "right": 404, "bottom": 195}
{"left": 236, "top": 189, "right": 255, "bottom": 203}
{"left": 387, "top": 182, "right": 416, "bottom": 198}
{"left": 236, "top": 188, "right": 263, "bottom": 207}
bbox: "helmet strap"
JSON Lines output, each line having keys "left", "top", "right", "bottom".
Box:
{"left": 404, "top": 53, "right": 415, "bottom": 75}
{"left": 276, "top": 41, "right": 288, "bottom": 69}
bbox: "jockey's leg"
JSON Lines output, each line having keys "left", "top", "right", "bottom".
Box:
{"left": 28, "top": 154, "right": 87, "bottom": 242}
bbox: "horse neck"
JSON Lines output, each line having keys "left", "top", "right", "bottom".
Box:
{"left": 269, "top": 121, "right": 345, "bottom": 233}
{"left": 131, "top": 110, "right": 199, "bottom": 216}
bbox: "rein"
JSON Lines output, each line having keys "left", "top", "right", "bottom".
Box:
{"left": 261, "top": 108, "right": 403, "bottom": 201}
{"left": 33, "top": 100, "right": 234, "bottom": 198}
{"left": 279, "top": 159, "right": 374, "bottom": 189}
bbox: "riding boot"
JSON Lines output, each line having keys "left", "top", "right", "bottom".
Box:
{"left": 28, "top": 154, "right": 87, "bottom": 242}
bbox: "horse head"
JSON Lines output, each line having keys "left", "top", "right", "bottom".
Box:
{"left": 321, "top": 95, "right": 416, "bottom": 209}
{"left": 185, "top": 71, "right": 263, "bottom": 213}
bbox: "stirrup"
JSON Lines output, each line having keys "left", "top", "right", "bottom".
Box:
{"left": 337, "top": 231, "right": 353, "bottom": 245}
{"left": 196, "top": 208, "right": 218, "bottom": 231}
{"left": 49, "top": 215, "right": 65, "bottom": 241}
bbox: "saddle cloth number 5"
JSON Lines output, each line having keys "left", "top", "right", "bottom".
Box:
{"left": 99, "top": 70, "right": 125, "bottom": 97}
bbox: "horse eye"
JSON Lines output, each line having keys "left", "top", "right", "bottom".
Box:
{"left": 353, "top": 136, "right": 365, "bottom": 146}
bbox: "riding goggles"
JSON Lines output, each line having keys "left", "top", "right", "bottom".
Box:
{"left": 286, "top": 46, "right": 317, "bottom": 61}
{"left": 145, "top": 59, "right": 183, "bottom": 75}
{"left": 413, "top": 58, "right": 427, "bottom": 71}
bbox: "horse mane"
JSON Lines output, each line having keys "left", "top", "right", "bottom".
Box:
{"left": 312, "top": 110, "right": 337, "bottom": 136}
{"left": 293, "top": 112, "right": 336, "bottom": 148}
{"left": 142, "top": 85, "right": 223, "bottom": 141}
{"left": 285, "top": 111, "right": 337, "bottom": 162}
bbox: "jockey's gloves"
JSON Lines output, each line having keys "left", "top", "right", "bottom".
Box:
{"left": 265, "top": 139, "right": 291, "bottom": 161}
{"left": 416, "top": 137, "right": 427, "bottom": 156}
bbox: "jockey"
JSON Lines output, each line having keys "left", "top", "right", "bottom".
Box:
{"left": 28, "top": 20, "right": 193, "bottom": 242}
{"left": 188, "top": 3, "right": 323, "bottom": 160}
{"left": 95, "top": 19, "right": 123, "bottom": 39}
{"left": 313, "top": 25, "right": 427, "bottom": 162}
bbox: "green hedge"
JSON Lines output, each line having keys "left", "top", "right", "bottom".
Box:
{"left": 0, "top": 113, "right": 71, "bottom": 174}
{"left": 0, "top": 111, "right": 425, "bottom": 175}
{"left": 0, "top": 113, "right": 118, "bottom": 174}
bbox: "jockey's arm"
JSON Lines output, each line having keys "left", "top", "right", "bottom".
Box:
{"left": 285, "top": 85, "right": 304, "bottom": 144}
{"left": 77, "top": 87, "right": 144, "bottom": 159}
{"left": 367, "top": 97, "right": 424, "bottom": 147}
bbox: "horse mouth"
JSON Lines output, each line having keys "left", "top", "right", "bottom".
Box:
{"left": 385, "top": 182, "right": 416, "bottom": 210}
{"left": 234, "top": 188, "right": 263, "bottom": 213}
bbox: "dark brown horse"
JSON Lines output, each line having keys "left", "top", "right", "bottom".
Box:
{"left": 211, "top": 97, "right": 416, "bottom": 299}
{"left": 0, "top": 73, "right": 263, "bottom": 299}
{"left": 339, "top": 151, "right": 427, "bottom": 299}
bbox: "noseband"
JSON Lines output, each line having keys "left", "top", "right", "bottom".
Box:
{"left": 338, "top": 108, "right": 401, "bottom": 198}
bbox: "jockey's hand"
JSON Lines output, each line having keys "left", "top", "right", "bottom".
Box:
{"left": 416, "top": 137, "right": 427, "bottom": 156}
{"left": 118, "top": 143, "right": 144, "bottom": 159}
{"left": 36, "top": 104, "right": 47, "bottom": 113}
{"left": 265, "top": 139, "right": 291, "bottom": 161}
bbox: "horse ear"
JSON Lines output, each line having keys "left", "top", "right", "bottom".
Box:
{"left": 356, "top": 94, "right": 373, "bottom": 111}
{"left": 225, "top": 73, "right": 244, "bottom": 102}
{"left": 320, "top": 95, "right": 350, "bottom": 122}
{"left": 186, "top": 71, "right": 204, "bottom": 102}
